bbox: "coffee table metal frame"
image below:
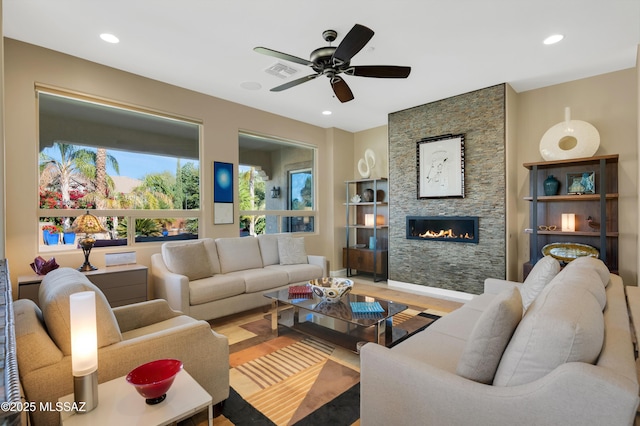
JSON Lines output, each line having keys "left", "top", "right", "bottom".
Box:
{"left": 264, "top": 288, "right": 408, "bottom": 350}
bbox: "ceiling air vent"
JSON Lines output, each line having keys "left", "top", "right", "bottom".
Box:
{"left": 264, "top": 62, "right": 298, "bottom": 79}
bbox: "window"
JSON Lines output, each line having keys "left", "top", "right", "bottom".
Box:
{"left": 238, "top": 132, "right": 316, "bottom": 236}
{"left": 37, "top": 90, "right": 201, "bottom": 251}
{"left": 286, "top": 169, "right": 314, "bottom": 232}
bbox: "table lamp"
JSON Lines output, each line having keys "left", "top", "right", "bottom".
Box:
{"left": 72, "top": 211, "right": 106, "bottom": 271}
{"left": 562, "top": 213, "right": 576, "bottom": 232}
{"left": 70, "top": 291, "right": 98, "bottom": 413}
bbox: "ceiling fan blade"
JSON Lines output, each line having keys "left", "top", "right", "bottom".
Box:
{"left": 347, "top": 65, "right": 411, "bottom": 78}
{"left": 331, "top": 77, "right": 354, "bottom": 103}
{"left": 254, "top": 47, "right": 312, "bottom": 67}
{"left": 270, "top": 74, "right": 319, "bottom": 92}
{"left": 332, "top": 24, "right": 374, "bottom": 65}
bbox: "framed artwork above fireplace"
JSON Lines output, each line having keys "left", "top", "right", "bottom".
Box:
{"left": 417, "top": 133, "right": 465, "bottom": 198}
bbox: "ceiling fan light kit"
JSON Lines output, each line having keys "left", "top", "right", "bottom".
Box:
{"left": 254, "top": 24, "right": 411, "bottom": 102}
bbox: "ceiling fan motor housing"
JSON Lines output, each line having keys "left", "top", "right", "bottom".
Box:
{"left": 322, "top": 29, "right": 337, "bottom": 43}
{"left": 310, "top": 46, "right": 349, "bottom": 75}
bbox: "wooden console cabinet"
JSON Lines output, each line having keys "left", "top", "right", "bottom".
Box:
{"left": 18, "top": 264, "right": 148, "bottom": 308}
{"left": 342, "top": 247, "right": 388, "bottom": 275}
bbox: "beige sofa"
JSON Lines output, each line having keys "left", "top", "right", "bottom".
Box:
{"left": 151, "top": 234, "right": 327, "bottom": 320}
{"left": 15, "top": 268, "right": 229, "bottom": 426}
{"left": 361, "top": 256, "right": 640, "bottom": 426}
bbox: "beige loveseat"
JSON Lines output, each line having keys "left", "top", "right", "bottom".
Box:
{"left": 15, "top": 268, "right": 229, "bottom": 426}
{"left": 361, "top": 256, "right": 639, "bottom": 426}
{"left": 151, "top": 234, "right": 327, "bottom": 320}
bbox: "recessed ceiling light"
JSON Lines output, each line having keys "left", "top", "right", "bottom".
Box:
{"left": 322, "top": 110, "right": 332, "bottom": 116}
{"left": 543, "top": 34, "right": 564, "bottom": 45}
{"left": 100, "top": 33, "right": 120, "bottom": 44}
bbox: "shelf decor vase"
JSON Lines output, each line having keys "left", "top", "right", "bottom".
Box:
{"left": 543, "top": 175, "right": 560, "bottom": 196}
{"left": 362, "top": 189, "right": 374, "bottom": 202}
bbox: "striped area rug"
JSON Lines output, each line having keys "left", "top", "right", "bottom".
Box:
{"left": 211, "top": 307, "right": 442, "bottom": 425}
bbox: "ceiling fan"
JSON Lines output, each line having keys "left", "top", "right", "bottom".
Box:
{"left": 254, "top": 24, "right": 411, "bottom": 103}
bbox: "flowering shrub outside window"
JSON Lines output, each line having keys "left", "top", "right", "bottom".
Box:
{"left": 42, "top": 224, "right": 61, "bottom": 234}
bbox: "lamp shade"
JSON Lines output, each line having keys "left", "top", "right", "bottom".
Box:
{"left": 562, "top": 213, "right": 576, "bottom": 232}
{"left": 365, "top": 214, "right": 385, "bottom": 227}
{"left": 72, "top": 211, "right": 106, "bottom": 234}
{"left": 70, "top": 291, "right": 98, "bottom": 376}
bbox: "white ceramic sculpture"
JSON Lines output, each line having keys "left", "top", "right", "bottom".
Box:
{"left": 539, "top": 107, "right": 600, "bottom": 161}
{"left": 357, "top": 149, "right": 376, "bottom": 178}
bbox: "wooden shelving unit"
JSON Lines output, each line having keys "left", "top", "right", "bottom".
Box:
{"left": 523, "top": 154, "right": 618, "bottom": 276}
{"left": 344, "top": 178, "right": 388, "bottom": 282}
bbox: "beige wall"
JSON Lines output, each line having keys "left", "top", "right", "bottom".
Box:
{"left": 353, "top": 126, "right": 388, "bottom": 180}
{"left": 515, "top": 68, "right": 638, "bottom": 284}
{"left": 3, "top": 39, "right": 342, "bottom": 289}
{"left": 326, "top": 128, "right": 354, "bottom": 274}
{"left": 505, "top": 84, "right": 519, "bottom": 280}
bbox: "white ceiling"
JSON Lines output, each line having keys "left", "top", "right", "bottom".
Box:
{"left": 4, "top": 1, "right": 639, "bottom": 133}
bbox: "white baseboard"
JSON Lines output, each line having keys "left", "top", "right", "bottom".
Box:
{"left": 388, "top": 279, "right": 474, "bottom": 303}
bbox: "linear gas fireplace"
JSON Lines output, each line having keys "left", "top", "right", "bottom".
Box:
{"left": 406, "top": 216, "right": 479, "bottom": 243}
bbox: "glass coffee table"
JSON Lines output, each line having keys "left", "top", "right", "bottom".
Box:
{"left": 264, "top": 287, "right": 408, "bottom": 352}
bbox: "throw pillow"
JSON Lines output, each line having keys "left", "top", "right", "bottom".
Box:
{"left": 162, "top": 241, "right": 214, "bottom": 281}
{"left": 257, "top": 234, "right": 280, "bottom": 266}
{"left": 456, "top": 287, "right": 523, "bottom": 384}
{"left": 493, "top": 284, "right": 604, "bottom": 387}
{"left": 277, "top": 236, "right": 308, "bottom": 265}
{"left": 520, "top": 255, "right": 560, "bottom": 310}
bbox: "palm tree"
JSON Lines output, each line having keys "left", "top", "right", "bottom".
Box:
{"left": 39, "top": 142, "right": 95, "bottom": 208}
{"left": 239, "top": 167, "right": 265, "bottom": 235}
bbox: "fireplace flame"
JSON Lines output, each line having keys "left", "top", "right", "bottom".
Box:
{"left": 418, "top": 229, "right": 474, "bottom": 240}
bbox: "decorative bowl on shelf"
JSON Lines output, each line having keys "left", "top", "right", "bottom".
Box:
{"left": 542, "top": 242, "right": 599, "bottom": 263}
{"left": 126, "top": 359, "right": 183, "bottom": 405}
{"left": 309, "top": 278, "right": 354, "bottom": 303}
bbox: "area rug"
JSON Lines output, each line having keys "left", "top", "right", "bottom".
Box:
{"left": 211, "top": 307, "right": 442, "bottom": 425}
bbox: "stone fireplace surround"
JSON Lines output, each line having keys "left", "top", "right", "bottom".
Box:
{"left": 388, "top": 84, "right": 506, "bottom": 295}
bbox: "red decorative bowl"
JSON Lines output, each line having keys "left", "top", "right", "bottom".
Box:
{"left": 126, "top": 359, "right": 183, "bottom": 404}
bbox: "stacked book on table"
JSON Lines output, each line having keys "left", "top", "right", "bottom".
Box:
{"left": 350, "top": 301, "right": 385, "bottom": 318}
{"left": 288, "top": 285, "right": 313, "bottom": 299}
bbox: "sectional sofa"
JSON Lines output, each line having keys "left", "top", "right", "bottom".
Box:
{"left": 151, "top": 234, "right": 327, "bottom": 320}
{"left": 361, "top": 256, "right": 639, "bottom": 425}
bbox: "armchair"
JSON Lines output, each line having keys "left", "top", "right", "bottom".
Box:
{"left": 15, "top": 267, "right": 229, "bottom": 426}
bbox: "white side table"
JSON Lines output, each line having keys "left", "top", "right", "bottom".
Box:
{"left": 59, "top": 370, "right": 212, "bottom": 426}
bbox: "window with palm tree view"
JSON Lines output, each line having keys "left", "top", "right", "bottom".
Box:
{"left": 239, "top": 132, "right": 315, "bottom": 236}
{"left": 38, "top": 91, "right": 200, "bottom": 250}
